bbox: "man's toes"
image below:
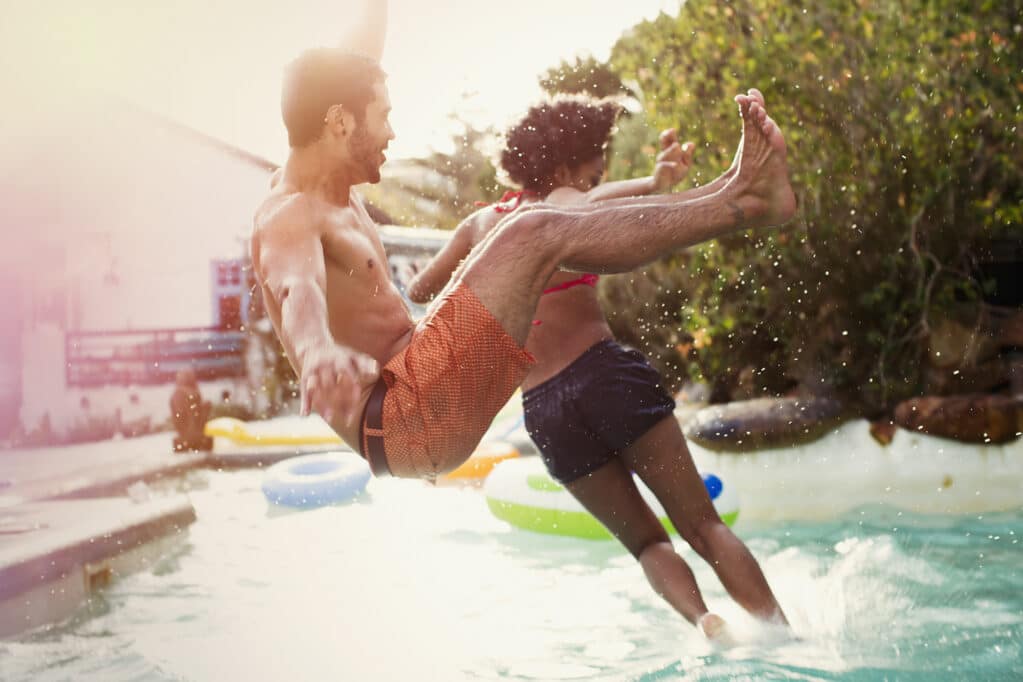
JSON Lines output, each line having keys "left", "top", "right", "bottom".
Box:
{"left": 748, "top": 88, "right": 765, "bottom": 107}
{"left": 748, "top": 101, "right": 760, "bottom": 123}
{"left": 750, "top": 102, "right": 767, "bottom": 126}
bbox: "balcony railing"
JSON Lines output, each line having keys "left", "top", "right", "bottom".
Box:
{"left": 65, "top": 326, "right": 246, "bottom": 387}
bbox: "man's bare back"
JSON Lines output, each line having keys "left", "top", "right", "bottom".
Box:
{"left": 252, "top": 183, "right": 411, "bottom": 446}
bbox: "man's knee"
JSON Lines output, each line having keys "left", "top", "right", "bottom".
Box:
{"left": 491, "top": 207, "right": 559, "bottom": 260}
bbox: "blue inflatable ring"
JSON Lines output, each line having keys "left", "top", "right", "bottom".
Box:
{"left": 261, "top": 451, "right": 371, "bottom": 508}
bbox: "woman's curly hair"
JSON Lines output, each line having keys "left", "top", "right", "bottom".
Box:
{"left": 500, "top": 97, "right": 621, "bottom": 193}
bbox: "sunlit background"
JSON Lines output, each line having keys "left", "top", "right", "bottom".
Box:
{"left": 2, "top": 0, "right": 679, "bottom": 162}
{"left": 0, "top": 0, "right": 679, "bottom": 434}
{"left": 0, "top": 2, "right": 1021, "bottom": 678}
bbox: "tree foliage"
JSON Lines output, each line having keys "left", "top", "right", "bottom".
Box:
{"left": 363, "top": 118, "right": 504, "bottom": 230}
{"left": 540, "top": 55, "right": 636, "bottom": 100}
{"left": 598, "top": 0, "right": 1022, "bottom": 410}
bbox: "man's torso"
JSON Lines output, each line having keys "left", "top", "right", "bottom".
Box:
{"left": 253, "top": 187, "right": 415, "bottom": 444}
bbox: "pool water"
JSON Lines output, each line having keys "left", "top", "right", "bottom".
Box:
{"left": 1, "top": 468, "right": 1020, "bottom": 681}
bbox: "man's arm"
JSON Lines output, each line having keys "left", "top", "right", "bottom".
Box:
{"left": 256, "top": 209, "right": 376, "bottom": 421}
{"left": 340, "top": 0, "right": 387, "bottom": 62}
{"left": 257, "top": 216, "right": 334, "bottom": 372}
{"left": 406, "top": 213, "right": 483, "bottom": 303}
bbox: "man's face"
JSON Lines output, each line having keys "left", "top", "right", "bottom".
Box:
{"left": 347, "top": 81, "right": 394, "bottom": 184}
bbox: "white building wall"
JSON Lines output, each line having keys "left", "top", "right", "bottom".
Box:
{"left": 3, "top": 95, "right": 275, "bottom": 435}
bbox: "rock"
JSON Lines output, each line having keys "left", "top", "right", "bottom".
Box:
{"left": 893, "top": 394, "right": 1021, "bottom": 444}
{"left": 683, "top": 397, "right": 847, "bottom": 453}
{"left": 869, "top": 420, "right": 897, "bottom": 446}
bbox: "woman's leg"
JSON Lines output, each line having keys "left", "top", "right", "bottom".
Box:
{"left": 565, "top": 457, "right": 712, "bottom": 626}
{"left": 621, "top": 416, "right": 789, "bottom": 624}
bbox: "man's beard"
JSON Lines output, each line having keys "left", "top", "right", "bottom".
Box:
{"left": 351, "top": 127, "right": 381, "bottom": 184}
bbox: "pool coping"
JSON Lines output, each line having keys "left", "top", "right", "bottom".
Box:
{"left": 0, "top": 496, "right": 196, "bottom": 638}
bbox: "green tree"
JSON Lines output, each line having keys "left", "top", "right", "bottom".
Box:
{"left": 362, "top": 117, "right": 504, "bottom": 229}
{"left": 598, "top": 0, "right": 1022, "bottom": 410}
{"left": 540, "top": 55, "right": 636, "bottom": 100}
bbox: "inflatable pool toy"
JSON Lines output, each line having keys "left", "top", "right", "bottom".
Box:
{"left": 207, "top": 390, "right": 527, "bottom": 449}
{"left": 262, "top": 452, "right": 371, "bottom": 508}
{"left": 205, "top": 416, "right": 343, "bottom": 446}
{"left": 442, "top": 441, "right": 520, "bottom": 482}
{"left": 484, "top": 457, "right": 739, "bottom": 539}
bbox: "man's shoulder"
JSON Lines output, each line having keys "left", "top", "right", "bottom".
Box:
{"left": 255, "top": 190, "right": 359, "bottom": 240}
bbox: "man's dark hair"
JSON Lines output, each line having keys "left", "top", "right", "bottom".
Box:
{"left": 500, "top": 97, "right": 621, "bottom": 192}
{"left": 281, "top": 47, "right": 386, "bottom": 148}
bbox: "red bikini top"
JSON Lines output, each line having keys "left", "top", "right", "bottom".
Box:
{"left": 475, "top": 189, "right": 537, "bottom": 214}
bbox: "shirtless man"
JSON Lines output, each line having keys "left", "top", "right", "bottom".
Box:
{"left": 252, "top": 0, "right": 797, "bottom": 479}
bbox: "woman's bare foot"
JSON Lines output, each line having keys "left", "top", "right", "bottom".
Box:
{"left": 725, "top": 92, "right": 797, "bottom": 229}
{"left": 698, "top": 613, "right": 734, "bottom": 643}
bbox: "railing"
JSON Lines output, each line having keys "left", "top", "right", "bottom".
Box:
{"left": 63, "top": 227, "right": 451, "bottom": 388}
{"left": 378, "top": 225, "right": 450, "bottom": 258}
{"left": 65, "top": 326, "right": 246, "bottom": 387}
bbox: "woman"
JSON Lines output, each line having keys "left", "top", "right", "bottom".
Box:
{"left": 408, "top": 94, "right": 788, "bottom": 639}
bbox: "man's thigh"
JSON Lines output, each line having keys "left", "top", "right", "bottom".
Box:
{"left": 459, "top": 217, "right": 556, "bottom": 345}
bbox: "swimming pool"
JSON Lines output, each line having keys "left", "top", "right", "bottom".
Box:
{"left": 2, "top": 467, "right": 1020, "bottom": 681}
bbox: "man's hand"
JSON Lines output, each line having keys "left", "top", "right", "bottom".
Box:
{"left": 299, "top": 344, "right": 380, "bottom": 425}
{"left": 652, "top": 129, "right": 696, "bottom": 191}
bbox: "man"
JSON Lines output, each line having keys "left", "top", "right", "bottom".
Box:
{"left": 252, "top": 0, "right": 796, "bottom": 479}
{"left": 170, "top": 368, "right": 212, "bottom": 452}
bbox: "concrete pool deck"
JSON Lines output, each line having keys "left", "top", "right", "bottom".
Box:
{"left": 0, "top": 434, "right": 207, "bottom": 637}
{"left": 0, "top": 496, "right": 196, "bottom": 638}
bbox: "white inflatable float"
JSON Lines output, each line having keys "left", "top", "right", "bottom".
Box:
{"left": 685, "top": 418, "right": 1023, "bottom": 521}
{"left": 484, "top": 457, "right": 739, "bottom": 540}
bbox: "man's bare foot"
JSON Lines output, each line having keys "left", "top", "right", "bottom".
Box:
{"left": 725, "top": 91, "right": 797, "bottom": 229}
{"left": 724, "top": 89, "right": 766, "bottom": 178}
{"left": 696, "top": 89, "right": 767, "bottom": 194}
{"left": 698, "top": 613, "right": 734, "bottom": 643}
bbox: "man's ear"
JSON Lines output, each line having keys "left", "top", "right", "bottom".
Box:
{"left": 324, "top": 104, "right": 347, "bottom": 135}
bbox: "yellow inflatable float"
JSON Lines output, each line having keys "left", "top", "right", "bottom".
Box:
{"left": 205, "top": 415, "right": 520, "bottom": 483}
{"left": 204, "top": 415, "right": 343, "bottom": 446}
{"left": 441, "top": 441, "right": 520, "bottom": 483}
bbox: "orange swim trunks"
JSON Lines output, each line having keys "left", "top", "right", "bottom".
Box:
{"left": 359, "top": 283, "right": 534, "bottom": 479}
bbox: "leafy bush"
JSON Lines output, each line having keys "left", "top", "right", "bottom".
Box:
{"left": 598, "top": 0, "right": 1022, "bottom": 410}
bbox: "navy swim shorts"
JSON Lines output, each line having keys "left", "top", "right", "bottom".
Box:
{"left": 522, "top": 339, "right": 676, "bottom": 484}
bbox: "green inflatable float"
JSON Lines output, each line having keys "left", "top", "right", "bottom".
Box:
{"left": 484, "top": 457, "right": 740, "bottom": 540}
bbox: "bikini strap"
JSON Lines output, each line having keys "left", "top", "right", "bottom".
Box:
{"left": 541, "top": 273, "right": 600, "bottom": 295}
{"left": 474, "top": 190, "right": 537, "bottom": 213}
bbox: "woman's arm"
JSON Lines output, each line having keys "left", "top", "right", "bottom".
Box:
{"left": 406, "top": 214, "right": 481, "bottom": 303}
{"left": 584, "top": 129, "right": 695, "bottom": 203}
